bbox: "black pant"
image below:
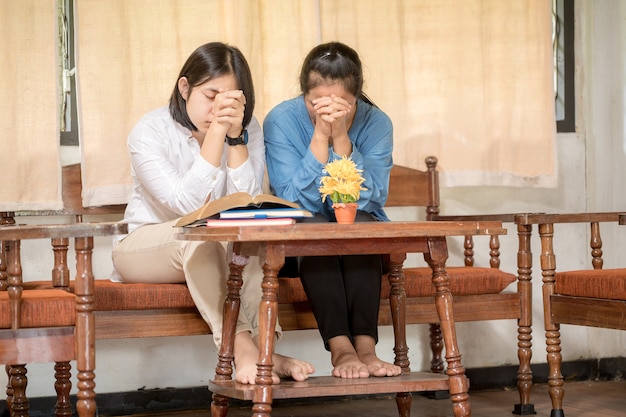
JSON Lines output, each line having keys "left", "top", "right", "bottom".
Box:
{"left": 291, "top": 211, "right": 383, "bottom": 350}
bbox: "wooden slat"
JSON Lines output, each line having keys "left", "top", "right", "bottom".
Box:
{"left": 276, "top": 293, "right": 521, "bottom": 332}
{"left": 91, "top": 291, "right": 522, "bottom": 339}
{"left": 516, "top": 212, "right": 625, "bottom": 225}
{"left": 0, "top": 222, "right": 127, "bottom": 240}
{"left": 0, "top": 327, "right": 75, "bottom": 363}
{"left": 94, "top": 309, "right": 209, "bottom": 339}
{"left": 210, "top": 372, "right": 453, "bottom": 401}
{"left": 551, "top": 295, "right": 626, "bottom": 330}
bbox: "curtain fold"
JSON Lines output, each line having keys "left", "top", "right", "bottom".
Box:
{"left": 76, "top": 0, "right": 556, "bottom": 207}
{"left": 0, "top": 0, "right": 61, "bottom": 211}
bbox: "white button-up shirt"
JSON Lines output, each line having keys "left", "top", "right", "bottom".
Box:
{"left": 121, "top": 106, "right": 265, "bottom": 235}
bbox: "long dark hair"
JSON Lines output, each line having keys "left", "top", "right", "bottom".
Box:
{"left": 169, "top": 42, "right": 255, "bottom": 131}
{"left": 299, "top": 41, "right": 374, "bottom": 106}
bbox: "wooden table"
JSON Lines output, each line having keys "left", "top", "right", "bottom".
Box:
{"left": 178, "top": 220, "right": 506, "bottom": 417}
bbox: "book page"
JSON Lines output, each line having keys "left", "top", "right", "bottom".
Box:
{"left": 175, "top": 192, "right": 301, "bottom": 227}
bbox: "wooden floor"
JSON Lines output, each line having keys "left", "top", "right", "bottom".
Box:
{"left": 124, "top": 379, "right": 626, "bottom": 417}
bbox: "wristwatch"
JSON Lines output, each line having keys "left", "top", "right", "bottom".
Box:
{"left": 225, "top": 130, "right": 248, "bottom": 146}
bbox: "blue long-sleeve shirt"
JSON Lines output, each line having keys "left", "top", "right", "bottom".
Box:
{"left": 264, "top": 96, "right": 393, "bottom": 221}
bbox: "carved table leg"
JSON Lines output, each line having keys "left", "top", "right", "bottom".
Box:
{"left": 251, "top": 243, "right": 283, "bottom": 417}
{"left": 386, "top": 253, "right": 412, "bottom": 417}
{"left": 212, "top": 243, "right": 248, "bottom": 417}
{"left": 539, "top": 224, "right": 564, "bottom": 417}
{"left": 425, "top": 237, "right": 471, "bottom": 417}
{"left": 514, "top": 223, "right": 535, "bottom": 415}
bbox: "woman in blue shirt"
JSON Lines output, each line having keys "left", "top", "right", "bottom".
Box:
{"left": 264, "top": 42, "right": 400, "bottom": 379}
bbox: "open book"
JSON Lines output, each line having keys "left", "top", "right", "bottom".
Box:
{"left": 175, "top": 192, "right": 311, "bottom": 227}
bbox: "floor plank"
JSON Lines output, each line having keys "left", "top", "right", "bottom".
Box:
{"left": 122, "top": 379, "right": 626, "bottom": 417}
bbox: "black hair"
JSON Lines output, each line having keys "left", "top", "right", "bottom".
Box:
{"left": 169, "top": 42, "right": 255, "bottom": 131}
{"left": 299, "top": 41, "right": 374, "bottom": 106}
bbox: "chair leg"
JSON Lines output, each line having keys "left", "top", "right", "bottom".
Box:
{"left": 429, "top": 323, "right": 444, "bottom": 373}
{"left": 514, "top": 221, "right": 535, "bottom": 415}
{"left": 54, "top": 362, "right": 72, "bottom": 417}
{"left": 211, "top": 393, "right": 229, "bottom": 417}
{"left": 8, "top": 364, "right": 28, "bottom": 417}
{"left": 546, "top": 325, "right": 565, "bottom": 417}
{"left": 513, "top": 321, "right": 535, "bottom": 415}
{"left": 386, "top": 254, "right": 412, "bottom": 417}
{"left": 425, "top": 324, "right": 450, "bottom": 400}
{"left": 4, "top": 364, "right": 13, "bottom": 415}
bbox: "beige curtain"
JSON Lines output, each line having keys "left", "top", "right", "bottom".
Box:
{"left": 75, "top": 0, "right": 320, "bottom": 205}
{"left": 0, "top": 0, "right": 61, "bottom": 211}
{"left": 320, "top": 0, "right": 556, "bottom": 186}
{"left": 76, "top": 0, "right": 556, "bottom": 206}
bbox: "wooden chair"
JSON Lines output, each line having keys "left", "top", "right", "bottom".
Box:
{"left": 0, "top": 218, "right": 127, "bottom": 417}
{"left": 515, "top": 212, "right": 626, "bottom": 417}
{"left": 388, "top": 158, "right": 536, "bottom": 414}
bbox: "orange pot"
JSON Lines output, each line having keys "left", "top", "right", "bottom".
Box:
{"left": 332, "top": 203, "right": 358, "bottom": 224}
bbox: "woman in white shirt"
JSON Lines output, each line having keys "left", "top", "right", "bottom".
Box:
{"left": 112, "top": 42, "right": 314, "bottom": 385}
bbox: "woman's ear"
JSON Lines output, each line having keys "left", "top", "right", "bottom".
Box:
{"left": 178, "top": 77, "right": 190, "bottom": 100}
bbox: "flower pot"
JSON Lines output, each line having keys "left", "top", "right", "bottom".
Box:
{"left": 332, "top": 203, "right": 358, "bottom": 224}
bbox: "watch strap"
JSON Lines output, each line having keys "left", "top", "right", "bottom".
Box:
{"left": 225, "top": 129, "right": 248, "bottom": 146}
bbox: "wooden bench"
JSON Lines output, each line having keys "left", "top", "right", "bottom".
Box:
{"left": 1, "top": 157, "right": 534, "bottom": 414}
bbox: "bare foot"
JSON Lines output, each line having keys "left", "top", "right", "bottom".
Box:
{"left": 329, "top": 336, "right": 370, "bottom": 379}
{"left": 273, "top": 353, "right": 315, "bottom": 381}
{"left": 354, "top": 335, "right": 401, "bottom": 377}
{"left": 358, "top": 351, "right": 402, "bottom": 377}
{"left": 234, "top": 332, "right": 315, "bottom": 384}
{"left": 233, "top": 332, "right": 280, "bottom": 385}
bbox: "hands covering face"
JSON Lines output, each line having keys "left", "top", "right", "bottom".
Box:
{"left": 212, "top": 89, "right": 246, "bottom": 138}
{"left": 312, "top": 94, "right": 352, "bottom": 139}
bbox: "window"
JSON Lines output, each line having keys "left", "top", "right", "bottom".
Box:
{"left": 554, "top": 0, "right": 575, "bottom": 132}
{"left": 59, "top": 0, "right": 78, "bottom": 146}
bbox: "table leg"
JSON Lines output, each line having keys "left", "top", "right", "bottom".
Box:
{"left": 425, "top": 237, "right": 471, "bottom": 417}
{"left": 514, "top": 222, "right": 535, "bottom": 415}
{"left": 386, "top": 253, "right": 412, "bottom": 417}
{"left": 212, "top": 243, "right": 248, "bottom": 417}
{"left": 251, "top": 244, "right": 283, "bottom": 417}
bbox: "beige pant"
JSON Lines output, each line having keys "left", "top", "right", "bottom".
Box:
{"left": 112, "top": 219, "right": 281, "bottom": 347}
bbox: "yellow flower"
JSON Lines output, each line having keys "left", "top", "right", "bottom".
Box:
{"left": 319, "top": 157, "right": 367, "bottom": 203}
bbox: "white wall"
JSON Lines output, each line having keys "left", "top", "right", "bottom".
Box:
{"left": 6, "top": 0, "right": 626, "bottom": 400}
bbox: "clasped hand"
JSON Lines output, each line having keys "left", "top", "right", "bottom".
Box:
{"left": 312, "top": 94, "right": 351, "bottom": 139}
{"left": 212, "top": 89, "right": 246, "bottom": 138}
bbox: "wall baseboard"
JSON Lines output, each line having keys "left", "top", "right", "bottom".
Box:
{"left": 3, "top": 357, "right": 624, "bottom": 417}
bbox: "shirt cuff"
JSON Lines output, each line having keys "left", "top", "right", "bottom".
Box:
{"left": 189, "top": 156, "right": 223, "bottom": 187}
